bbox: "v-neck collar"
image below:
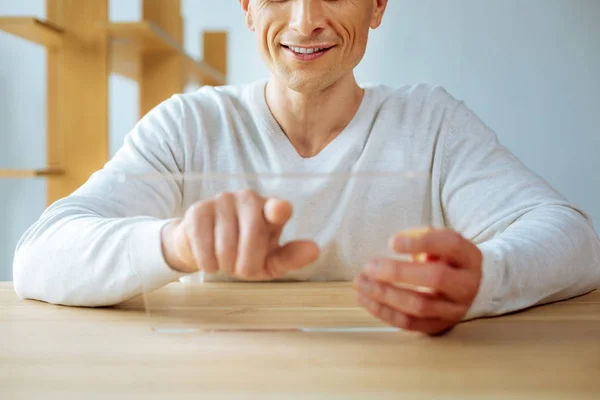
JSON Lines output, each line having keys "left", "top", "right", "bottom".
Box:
{"left": 253, "top": 80, "right": 373, "bottom": 171}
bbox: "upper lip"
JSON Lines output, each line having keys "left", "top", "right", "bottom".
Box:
{"left": 282, "top": 44, "right": 335, "bottom": 49}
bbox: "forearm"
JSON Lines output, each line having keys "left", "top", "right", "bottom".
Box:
{"left": 465, "top": 205, "right": 600, "bottom": 320}
{"left": 13, "top": 197, "right": 183, "bottom": 307}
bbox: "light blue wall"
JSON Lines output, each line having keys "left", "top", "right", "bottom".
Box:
{"left": 356, "top": 0, "right": 600, "bottom": 231}
{"left": 0, "top": 0, "right": 47, "bottom": 282}
{"left": 1, "top": 0, "right": 598, "bottom": 280}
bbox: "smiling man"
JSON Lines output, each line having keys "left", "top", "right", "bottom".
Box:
{"left": 13, "top": 0, "right": 600, "bottom": 335}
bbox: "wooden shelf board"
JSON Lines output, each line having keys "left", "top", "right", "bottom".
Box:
{"left": 108, "top": 21, "right": 226, "bottom": 85}
{"left": 0, "top": 17, "right": 64, "bottom": 48}
{"left": 110, "top": 40, "right": 140, "bottom": 81}
{"left": 185, "top": 57, "right": 226, "bottom": 87}
{"left": 0, "top": 168, "right": 65, "bottom": 179}
{"left": 108, "top": 21, "right": 180, "bottom": 54}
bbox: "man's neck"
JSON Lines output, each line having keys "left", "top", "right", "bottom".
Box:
{"left": 265, "top": 74, "right": 365, "bottom": 158}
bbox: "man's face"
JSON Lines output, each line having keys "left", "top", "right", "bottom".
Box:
{"left": 241, "top": 0, "right": 387, "bottom": 93}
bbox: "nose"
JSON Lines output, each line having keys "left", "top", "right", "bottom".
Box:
{"left": 289, "top": 0, "right": 326, "bottom": 37}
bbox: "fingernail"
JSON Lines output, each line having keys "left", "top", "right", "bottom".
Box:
{"left": 413, "top": 253, "right": 428, "bottom": 263}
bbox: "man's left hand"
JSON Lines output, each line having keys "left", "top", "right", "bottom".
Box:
{"left": 354, "top": 228, "right": 482, "bottom": 335}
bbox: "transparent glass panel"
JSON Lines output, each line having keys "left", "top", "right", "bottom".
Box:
{"left": 129, "top": 171, "right": 432, "bottom": 333}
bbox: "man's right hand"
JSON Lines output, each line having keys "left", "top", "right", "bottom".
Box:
{"left": 160, "top": 189, "right": 320, "bottom": 280}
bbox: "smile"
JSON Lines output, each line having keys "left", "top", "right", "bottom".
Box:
{"left": 281, "top": 44, "right": 335, "bottom": 60}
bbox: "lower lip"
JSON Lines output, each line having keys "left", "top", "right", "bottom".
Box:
{"left": 283, "top": 46, "right": 333, "bottom": 61}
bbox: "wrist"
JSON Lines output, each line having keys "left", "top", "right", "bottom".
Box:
{"left": 160, "top": 219, "right": 192, "bottom": 273}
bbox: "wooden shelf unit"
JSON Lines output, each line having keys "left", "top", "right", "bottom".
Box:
{"left": 0, "top": 0, "right": 228, "bottom": 205}
{"left": 0, "top": 168, "right": 65, "bottom": 179}
{"left": 108, "top": 21, "right": 226, "bottom": 85}
{"left": 0, "top": 17, "right": 64, "bottom": 48}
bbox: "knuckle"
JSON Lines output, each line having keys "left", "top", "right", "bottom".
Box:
{"left": 430, "top": 264, "right": 448, "bottom": 289}
{"left": 238, "top": 188, "right": 258, "bottom": 202}
{"left": 447, "top": 230, "right": 464, "bottom": 252}
{"left": 183, "top": 217, "right": 197, "bottom": 236}
{"left": 410, "top": 296, "right": 429, "bottom": 316}
{"left": 186, "top": 204, "right": 200, "bottom": 219}
{"left": 390, "top": 262, "right": 406, "bottom": 282}
{"left": 371, "top": 281, "right": 386, "bottom": 299}
{"left": 185, "top": 221, "right": 204, "bottom": 243}
{"left": 419, "top": 231, "right": 433, "bottom": 249}
{"left": 402, "top": 315, "right": 418, "bottom": 330}
{"left": 189, "top": 201, "right": 213, "bottom": 218}
{"left": 371, "top": 301, "right": 384, "bottom": 317}
{"left": 215, "top": 191, "right": 234, "bottom": 203}
{"left": 392, "top": 313, "right": 411, "bottom": 329}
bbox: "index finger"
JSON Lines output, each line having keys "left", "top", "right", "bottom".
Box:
{"left": 264, "top": 197, "right": 293, "bottom": 242}
{"left": 389, "top": 228, "right": 480, "bottom": 270}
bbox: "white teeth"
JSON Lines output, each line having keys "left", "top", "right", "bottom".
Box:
{"left": 289, "top": 46, "right": 323, "bottom": 54}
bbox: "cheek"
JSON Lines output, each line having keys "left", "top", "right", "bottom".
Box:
{"left": 353, "top": 14, "right": 373, "bottom": 50}
{"left": 263, "top": 24, "right": 283, "bottom": 55}
{"left": 343, "top": 28, "right": 369, "bottom": 67}
{"left": 256, "top": 26, "right": 277, "bottom": 63}
{"left": 337, "top": 19, "right": 370, "bottom": 60}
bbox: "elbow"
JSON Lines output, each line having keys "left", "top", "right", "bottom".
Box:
{"left": 11, "top": 202, "right": 137, "bottom": 308}
{"left": 589, "top": 233, "right": 600, "bottom": 291}
{"left": 573, "top": 211, "right": 600, "bottom": 291}
{"left": 12, "top": 242, "right": 74, "bottom": 305}
{"left": 560, "top": 213, "right": 600, "bottom": 297}
{"left": 12, "top": 242, "right": 42, "bottom": 302}
{"left": 12, "top": 242, "right": 126, "bottom": 308}
{"left": 549, "top": 204, "right": 600, "bottom": 291}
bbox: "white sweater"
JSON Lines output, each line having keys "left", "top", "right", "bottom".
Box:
{"left": 12, "top": 80, "right": 600, "bottom": 320}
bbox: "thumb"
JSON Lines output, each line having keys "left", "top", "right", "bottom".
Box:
{"left": 265, "top": 241, "right": 320, "bottom": 278}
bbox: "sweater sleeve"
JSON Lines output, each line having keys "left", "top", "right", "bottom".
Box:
{"left": 439, "top": 102, "right": 600, "bottom": 320}
{"left": 12, "top": 96, "right": 189, "bottom": 307}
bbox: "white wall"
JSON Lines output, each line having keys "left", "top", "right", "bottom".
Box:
{"left": 1, "top": 0, "right": 598, "bottom": 280}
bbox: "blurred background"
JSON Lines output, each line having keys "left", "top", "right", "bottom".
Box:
{"left": 0, "top": 0, "right": 599, "bottom": 281}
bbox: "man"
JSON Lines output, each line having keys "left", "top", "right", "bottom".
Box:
{"left": 13, "top": 0, "right": 600, "bottom": 335}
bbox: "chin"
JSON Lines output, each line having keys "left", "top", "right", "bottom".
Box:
{"left": 284, "top": 71, "right": 338, "bottom": 94}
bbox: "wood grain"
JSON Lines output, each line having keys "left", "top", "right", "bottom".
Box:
{"left": 46, "top": 0, "right": 110, "bottom": 204}
{"left": 107, "top": 22, "right": 227, "bottom": 86}
{"left": 108, "top": 21, "right": 184, "bottom": 53}
{"left": 1, "top": 282, "right": 599, "bottom": 398}
{"left": 0, "top": 17, "right": 64, "bottom": 48}
{"left": 0, "top": 168, "right": 64, "bottom": 179}
{"left": 203, "top": 31, "right": 228, "bottom": 86}
{"left": 185, "top": 56, "right": 227, "bottom": 87}
{"left": 4, "top": 1, "right": 227, "bottom": 209}
{"left": 140, "top": 0, "right": 184, "bottom": 118}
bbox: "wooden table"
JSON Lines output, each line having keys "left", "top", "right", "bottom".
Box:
{"left": 1, "top": 282, "right": 599, "bottom": 399}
